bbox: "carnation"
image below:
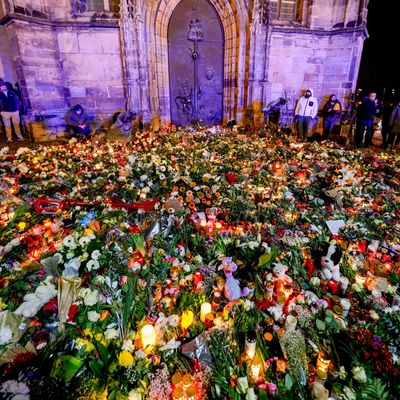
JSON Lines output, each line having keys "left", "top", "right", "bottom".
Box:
{"left": 0, "top": 326, "right": 13, "bottom": 345}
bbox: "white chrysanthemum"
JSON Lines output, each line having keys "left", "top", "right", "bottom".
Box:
{"left": 86, "top": 260, "right": 100, "bottom": 271}
{"left": 88, "top": 311, "right": 100, "bottom": 322}
{"left": 0, "top": 326, "right": 13, "bottom": 345}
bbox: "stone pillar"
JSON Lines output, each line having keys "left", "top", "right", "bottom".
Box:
{"left": 246, "top": 0, "right": 269, "bottom": 126}
{"left": 120, "top": 0, "right": 151, "bottom": 120}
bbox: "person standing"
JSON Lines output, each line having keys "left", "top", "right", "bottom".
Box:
{"left": 380, "top": 99, "right": 394, "bottom": 149}
{"left": 354, "top": 92, "right": 379, "bottom": 147}
{"left": 388, "top": 99, "right": 400, "bottom": 151}
{"left": 322, "top": 94, "right": 342, "bottom": 140}
{"left": 0, "top": 81, "right": 23, "bottom": 143}
{"left": 294, "top": 89, "right": 318, "bottom": 142}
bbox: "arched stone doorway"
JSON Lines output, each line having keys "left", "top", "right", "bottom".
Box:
{"left": 167, "top": 0, "right": 224, "bottom": 126}
{"left": 143, "top": 0, "right": 249, "bottom": 124}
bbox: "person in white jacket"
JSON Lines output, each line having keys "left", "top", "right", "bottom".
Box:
{"left": 294, "top": 88, "right": 318, "bottom": 142}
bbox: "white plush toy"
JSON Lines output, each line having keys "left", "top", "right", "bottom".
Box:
{"left": 265, "top": 263, "right": 293, "bottom": 284}
{"left": 320, "top": 243, "right": 342, "bottom": 282}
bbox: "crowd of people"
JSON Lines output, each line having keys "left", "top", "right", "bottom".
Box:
{"left": 291, "top": 88, "right": 399, "bottom": 150}
{"left": 1, "top": 75, "right": 399, "bottom": 151}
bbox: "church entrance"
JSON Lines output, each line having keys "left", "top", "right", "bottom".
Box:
{"left": 168, "top": 0, "right": 224, "bottom": 127}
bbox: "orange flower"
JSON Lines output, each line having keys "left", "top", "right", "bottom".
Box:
{"left": 215, "top": 192, "right": 221, "bottom": 197}
{"left": 173, "top": 186, "right": 179, "bottom": 192}
{"left": 177, "top": 196, "right": 184, "bottom": 202}
{"left": 190, "top": 182, "right": 196, "bottom": 187}
{"left": 99, "top": 310, "right": 109, "bottom": 321}
{"left": 189, "top": 202, "right": 195, "bottom": 209}
{"left": 206, "top": 193, "right": 212, "bottom": 199}
{"left": 276, "top": 359, "right": 287, "bottom": 372}
{"left": 198, "top": 192, "right": 204, "bottom": 199}
{"left": 185, "top": 196, "right": 193, "bottom": 202}
{"left": 179, "top": 187, "right": 185, "bottom": 192}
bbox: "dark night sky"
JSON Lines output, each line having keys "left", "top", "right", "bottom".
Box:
{"left": 357, "top": 0, "right": 398, "bottom": 99}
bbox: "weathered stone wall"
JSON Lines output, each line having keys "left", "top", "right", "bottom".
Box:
{"left": 267, "top": 29, "right": 363, "bottom": 111}
{"left": 0, "top": 26, "right": 17, "bottom": 83}
{"left": 57, "top": 28, "right": 124, "bottom": 115}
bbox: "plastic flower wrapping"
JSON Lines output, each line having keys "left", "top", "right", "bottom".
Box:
{"left": 0, "top": 128, "right": 399, "bottom": 399}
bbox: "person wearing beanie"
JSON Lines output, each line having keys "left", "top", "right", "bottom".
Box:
{"left": 66, "top": 104, "right": 93, "bottom": 138}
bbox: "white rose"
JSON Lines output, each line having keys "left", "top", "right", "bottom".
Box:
{"left": 88, "top": 311, "right": 100, "bottom": 322}
{"left": 104, "top": 328, "right": 119, "bottom": 340}
{"left": 0, "top": 326, "right": 13, "bottom": 345}
{"left": 79, "top": 288, "right": 99, "bottom": 306}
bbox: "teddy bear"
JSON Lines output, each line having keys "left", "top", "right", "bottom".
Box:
{"left": 219, "top": 257, "right": 249, "bottom": 300}
{"left": 320, "top": 243, "right": 342, "bottom": 282}
{"left": 264, "top": 263, "right": 293, "bottom": 287}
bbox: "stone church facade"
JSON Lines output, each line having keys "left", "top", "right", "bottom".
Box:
{"left": 0, "top": 0, "right": 368, "bottom": 129}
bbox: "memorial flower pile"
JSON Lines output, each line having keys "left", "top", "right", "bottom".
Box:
{"left": 0, "top": 129, "right": 399, "bottom": 400}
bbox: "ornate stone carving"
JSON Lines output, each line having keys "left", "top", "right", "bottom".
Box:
{"left": 70, "top": 0, "right": 87, "bottom": 17}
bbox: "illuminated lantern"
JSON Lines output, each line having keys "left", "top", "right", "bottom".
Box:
{"left": 316, "top": 351, "right": 331, "bottom": 380}
{"left": 250, "top": 356, "right": 262, "bottom": 380}
{"left": 200, "top": 302, "right": 211, "bottom": 323}
{"left": 181, "top": 310, "right": 194, "bottom": 331}
{"left": 245, "top": 332, "right": 257, "bottom": 360}
{"left": 141, "top": 324, "right": 156, "bottom": 348}
{"left": 355, "top": 270, "right": 368, "bottom": 285}
{"left": 17, "top": 221, "right": 26, "bottom": 230}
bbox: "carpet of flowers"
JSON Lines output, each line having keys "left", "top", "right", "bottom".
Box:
{"left": 0, "top": 128, "right": 399, "bottom": 400}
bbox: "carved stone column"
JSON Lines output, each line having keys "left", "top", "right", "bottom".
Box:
{"left": 119, "top": 0, "right": 150, "bottom": 118}
{"left": 247, "top": 0, "right": 269, "bottom": 125}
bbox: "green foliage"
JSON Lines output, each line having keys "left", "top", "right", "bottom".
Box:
{"left": 232, "top": 303, "right": 263, "bottom": 334}
{"left": 356, "top": 378, "right": 389, "bottom": 400}
{"left": 372, "top": 311, "right": 400, "bottom": 348}
{"left": 208, "top": 329, "right": 242, "bottom": 399}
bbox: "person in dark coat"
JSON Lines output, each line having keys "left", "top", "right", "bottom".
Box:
{"left": 322, "top": 94, "right": 342, "bottom": 140}
{"left": 354, "top": 92, "right": 380, "bottom": 147}
{"left": 66, "top": 104, "right": 93, "bottom": 138}
{"left": 0, "top": 81, "right": 23, "bottom": 143}
{"left": 387, "top": 99, "right": 400, "bottom": 151}
{"left": 380, "top": 99, "right": 394, "bottom": 149}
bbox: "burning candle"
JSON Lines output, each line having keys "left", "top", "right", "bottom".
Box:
{"left": 339, "top": 276, "right": 349, "bottom": 294}
{"left": 200, "top": 302, "right": 211, "bottom": 323}
{"left": 285, "top": 315, "right": 298, "bottom": 332}
{"left": 193, "top": 271, "right": 203, "bottom": 288}
{"left": 245, "top": 332, "right": 257, "bottom": 360}
{"left": 340, "top": 298, "right": 351, "bottom": 317}
{"left": 181, "top": 310, "right": 194, "bottom": 331}
{"left": 205, "top": 313, "right": 214, "bottom": 328}
{"left": 355, "top": 270, "right": 367, "bottom": 286}
{"left": 282, "top": 284, "right": 293, "bottom": 300}
{"left": 250, "top": 357, "right": 261, "bottom": 380}
{"left": 316, "top": 351, "right": 331, "bottom": 380}
{"left": 141, "top": 324, "right": 156, "bottom": 348}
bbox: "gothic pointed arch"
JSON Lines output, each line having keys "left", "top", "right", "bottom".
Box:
{"left": 142, "top": 0, "right": 250, "bottom": 123}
